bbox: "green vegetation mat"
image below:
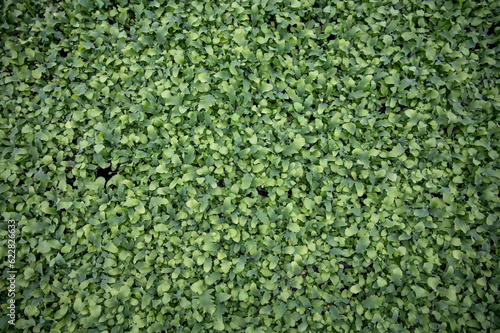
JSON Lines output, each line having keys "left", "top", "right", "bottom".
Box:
{"left": 0, "top": 0, "right": 499, "bottom": 332}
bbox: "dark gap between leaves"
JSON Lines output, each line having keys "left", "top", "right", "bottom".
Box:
{"left": 431, "top": 192, "right": 443, "bottom": 199}
{"left": 359, "top": 193, "right": 367, "bottom": 206}
{"left": 487, "top": 24, "right": 496, "bottom": 36}
{"left": 95, "top": 166, "right": 118, "bottom": 185}
{"left": 257, "top": 187, "right": 268, "bottom": 197}
{"left": 67, "top": 175, "right": 75, "bottom": 186}
{"left": 339, "top": 261, "right": 352, "bottom": 269}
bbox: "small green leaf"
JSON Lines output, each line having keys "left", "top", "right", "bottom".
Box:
{"left": 413, "top": 285, "right": 429, "bottom": 299}
{"left": 206, "top": 272, "right": 220, "bottom": 285}
{"left": 90, "top": 305, "right": 102, "bottom": 318}
{"left": 345, "top": 224, "right": 358, "bottom": 237}
{"left": 199, "top": 94, "right": 216, "bottom": 110}
{"left": 283, "top": 136, "right": 306, "bottom": 156}
{"left": 241, "top": 174, "right": 253, "bottom": 190}
{"left": 94, "top": 144, "right": 105, "bottom": 154}
{"left": 288, "top": 223, "right": 300, "bottom": 233}
{"left": 199, "top": 291, "right": 216, "bottom": 315}
{"left": 350, "top": 284, "right": 361, "bottom": 294}
{"left": 239, "top": 290, "right": 248, "bottom": 301}
{"left": 377, "top": 277, "right": 387, "bottom": 288}
{"left": 104, "top": 242, "right": 119, "bottom": 254}
{"left": 361, "top": 295, "right": 383, "bottom": 309}
{"left": 269, "top": 256, "right": 279, "bottom": 270}
{"left": 37, "top": 240, "right": 52, "bottom": 254}
{"left": 221, "top": 261, "right": 232, "bottom": 274}
{"left": 191, "top": 280, "right": 204, "bottom": 295}
{"left": 187, "top": 198, "right": 200, "bottom": 210}
{"left": 342, "top": 123, "right": 356, "bottom": 135}
{"left": 32, "top": 67, "right": 43, "bottom": 79}
{"left": 388, "top": 144, "right": 405, "bottom": 157}
{"left": 274, "top": 302, "right": 287, "bottom": 320}
{"left": 216, "top": 293, "right": 231, "bottom": 302}
{"left": 391, "top": 267, "right": 403, "bottom": 282}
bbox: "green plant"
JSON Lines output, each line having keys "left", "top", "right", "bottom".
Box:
{"left": 0, "top": 0, "right": 499, "bottom": 332}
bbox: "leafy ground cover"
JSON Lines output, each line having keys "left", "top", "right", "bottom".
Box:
{"left": 0, "top": 0, "right": 499, "bottom": 332}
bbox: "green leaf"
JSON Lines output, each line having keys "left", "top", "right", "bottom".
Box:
{"left": 118, "top": 285, "right": 131, "bottom": 300}
{"left": 199, "top": 291, "right": 216, "bottom": 315}
{"left": 90, "top": 305, "right": 102, "bottom": 318}
{"left": 187, "top": 198, "right": 200, "bottom": 210}
{"left": 391, "top": 267, "right": 403, "bottom": 283}
{"left": 216, "top": 293, "right": 231, "bottom": 302}
{"left": 414, "top": 208, "right": 429, "bottom": 217}
{"left": 74, "top": 298, "right": 84, "bottom": 312}
{"left": 442, "top": 287, "right": 457, "bottom": 302}
{"left": 345, "top": 224, "right": 358, "bottom": 237}
{"left": 241, "top": 174, "right": 253, "bottom": 190}
{"left": 260, "top": 82, "right": 274, "bottom": 93}
{"left": 221, "top": 261, "right": 232, "bottom": 274}
{"left": 32, "top": 67, "right": 43, "bottom": 79}
{"left": 164, "top": 94, "right": 183, "bottom": 106}
{"left": 377, "top": 277, "right": 387, "bottom": 288}
{"left": 288, "top": 223, "right": 301, "bottom": 233}
{"left": 274, "top": 302, "right": 287, "bottom": 320}
{"left": 234, "top": 257, "right": 247, "bottom": 273}
{"left": 94, "top": 144, "right": 105, "bottom": 154}
{"left": 214, "top": 318, "right": 225, "bottom": 331}
{"left": 269, "top": 256, "right": 279, "bottom": 270}
{"left": 206, "top": 272, "right": 220, "bottom": 285}
{"left": 180, "top": 298, "right": 191, "bottom": 309}
{"left": 427, "top": 277, "right": 440, "bottom": 290}
{"left": 283, "top": 135, "right": 306, "bottom": 156}
{"left": 191, "top": 280, "right": 204, "bottom": 295}
{"left": 355, "top": 234, "right": 370, "bottom": 254}
{"left": 37, "top": 240, "right": 52, "bottom": 254}
{"left": 233, "top": 28, "right": 248, "bottom": 46}
{"left": 239, "top": 289, "right": 248, "bottom": 301}
{"left": 124, "top": 197, "right": 140, "bottom": 207}
{"left": 342, "top": 123, "right": 356, "bottom": 135}
{"left": 388, "top": 144, "right": 405, "bottom": 158}
{"left": 413, "top": 285, "right": 429, "bottom": 299}
{"left": 361, "top": 295, "right": 383, "bottom": 309}
{"left": 199, "top": 94, "right": 216, "bottom": 110}
{"left": 104, "top": 242, "right": 119, "bottom": 254}
{"left": 350, "top": 284, "right": 361, "bottom": 294}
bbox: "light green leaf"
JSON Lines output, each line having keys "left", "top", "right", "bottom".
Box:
{"left": 274, "top": 302, "right": 287, "bottom": 320}
{"left": 241, "top": 174, "right": 253, "bottom": 190}
{"left": 350, "top": 285, "right": 361, "bottom": 294}
{"left": 361, "top": 295, "right": 383, "bottom": 309}
{"left": 191, "top": 280, "right": 204, "bottom": 295}
{"left": 342, "top": 123, "right": 356, "bottom": 135}
{"left": 283, "top": 136, "right": 306, "bottom": 156}
{"left": 389, "top": 144, "right": 405, "bottom": 158}
{"left": 288, "top": 223, "right": 300, "bottom": 233}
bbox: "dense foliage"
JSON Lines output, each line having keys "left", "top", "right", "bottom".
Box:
{"left": 0, "top": 0, "right": 499, "bottom": 332}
